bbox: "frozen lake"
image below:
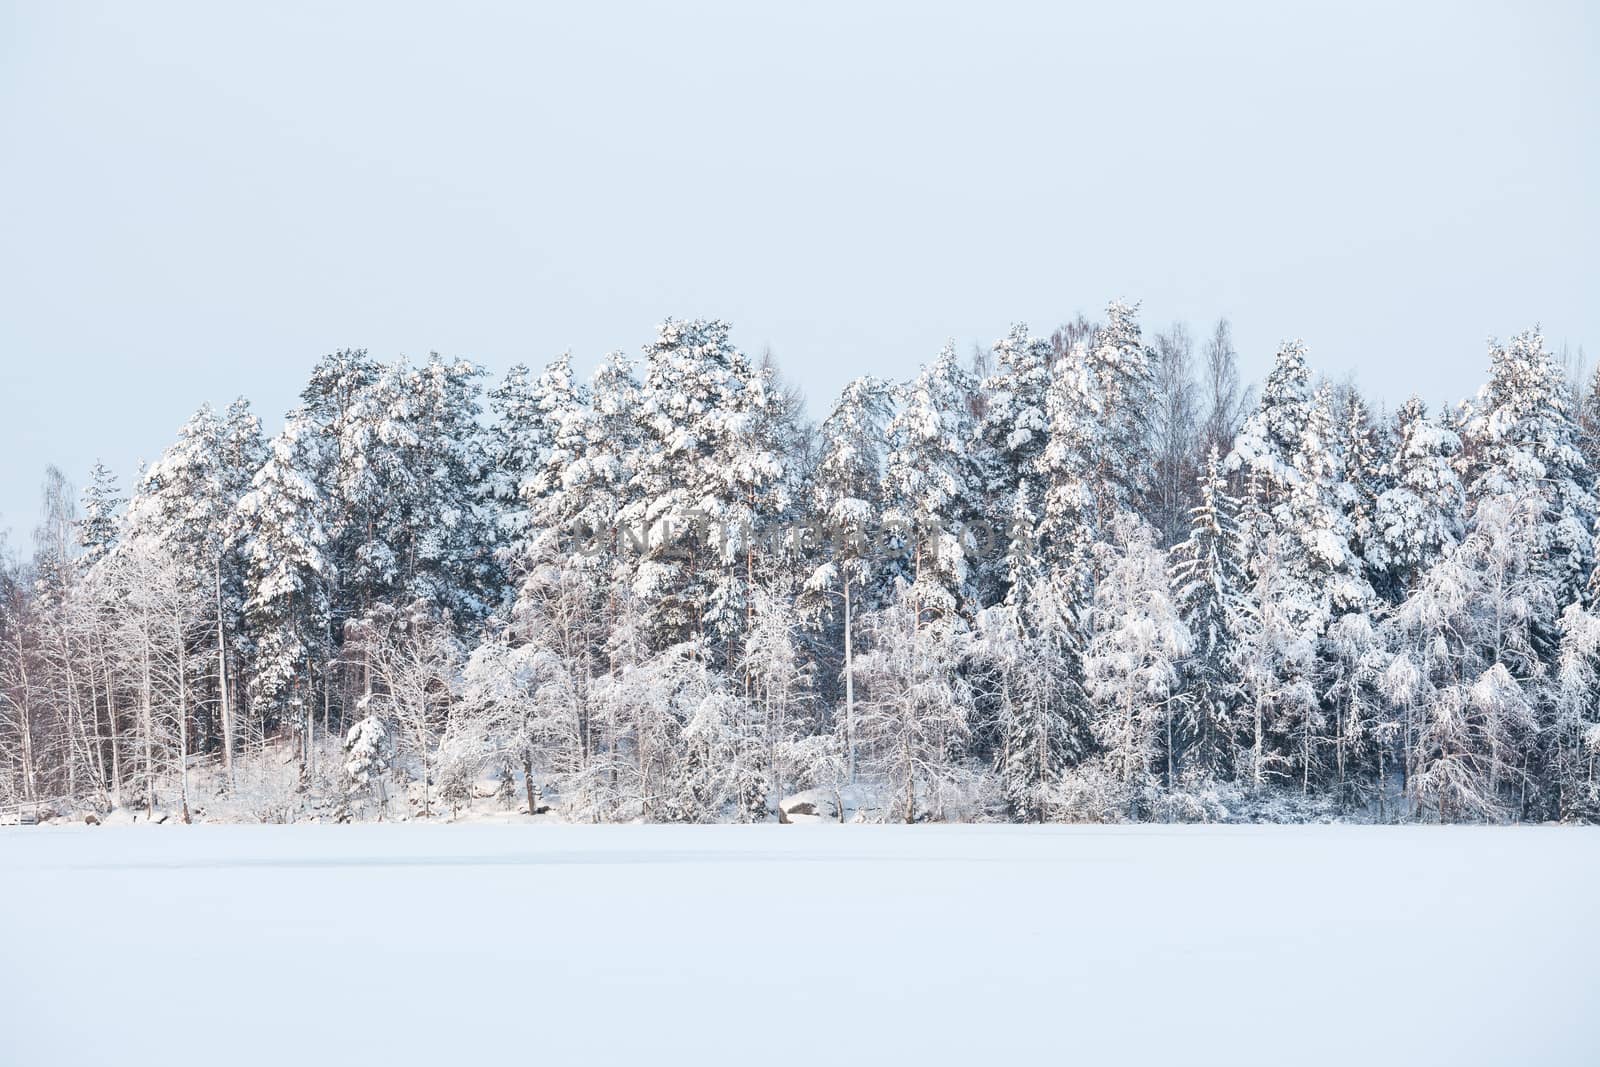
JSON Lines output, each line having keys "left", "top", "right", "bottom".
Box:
{"left": 2, "top": 824, "right": 1596, "bottom": 1066}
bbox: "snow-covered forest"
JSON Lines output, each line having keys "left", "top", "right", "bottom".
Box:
{"left": 5, "top": 304, "right": 1600, "bottom": 825}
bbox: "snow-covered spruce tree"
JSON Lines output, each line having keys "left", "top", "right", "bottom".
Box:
{"left": 1229, "top": 345, "right": 1375, "bottom": 791}
{"left": 977, "top": 324, "right": 1053, "bottom": 600}
{"left": 972, "top": 483, "right": 1089, "bottom": 820}
{"left": 1369, "top": 397, "right": 1464, "bottom": 603}
{"left": 1333, "top": 388, "right": 1384, "bottom": 585}
{"left": 854, "top": 580, "right": 975, "bottom": 823}
{"left": 1453, "top": 329, "right": 1598, "bottom": 814}
{"left": 1578, "top": 360, "right": 1600, "bottom": 474}
{"left": 1553, "top": 600, "right": 1600, "bottom": 821}
{"left": 1319, "top": 610, "right": 1385, "bottom": 808}
{"left": 1036, "top": 333, "right": 1102, "bottom": 604}
{"left": 1082, "top": 516, "right": 1192, "bottom": 819}
{"left": 1228, "top": 340, "right": 1314, "bottom": 520}
{"left": 236, "top": 411, "right": 334, "bottom": 759}
{"left": 1168, "top": 447, "right": 1254, "bottom": 779}
{"left": 804, "top": 374, "right": 893, "bottom": 778}
{"left": 76, "top": 461, "right": 122, "bottom": 571}
{"left": 1080, "top": 301, "right": 1158, "bottom": 524}
{"left": 881, "top": 344, "right": 982, "bottom": 627}
{"left": 1036, "top": 302, "right": 1160, "bottom": 580}
{"left": 1461, "top": 327, "right": 1598, "bottom": 617}
{"left": 341, "top": 709, "right": 392, "bottom": 818}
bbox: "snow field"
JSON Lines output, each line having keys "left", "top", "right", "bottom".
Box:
{"left": 2, "top": 824, "right": 1596, "bottom": 1066}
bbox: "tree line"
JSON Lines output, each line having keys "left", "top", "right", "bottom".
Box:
{"left": 3, "top": 305, "right": 1598, "bottom": 824}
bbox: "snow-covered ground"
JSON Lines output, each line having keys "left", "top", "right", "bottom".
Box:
{"left": 2, "top": 825, "right": 1595, "bottom": 1066}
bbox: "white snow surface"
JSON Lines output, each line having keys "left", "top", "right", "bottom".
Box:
{"left": 2, "top": 824, "right": 1595, "bottom": 1066}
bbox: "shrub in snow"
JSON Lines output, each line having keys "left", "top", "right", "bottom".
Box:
{"left": 342, "top": 714, "right": 391, "bottom": 817}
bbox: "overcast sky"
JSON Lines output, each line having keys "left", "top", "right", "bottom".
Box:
{"left": 1, "top": 0, "right": 1595, "bottom": 546}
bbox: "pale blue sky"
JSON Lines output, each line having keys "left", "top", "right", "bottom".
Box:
{"left": 2, "top": 1, "right": 1595, "bottom": 544}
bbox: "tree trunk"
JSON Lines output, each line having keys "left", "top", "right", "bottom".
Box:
{"left": 176, "top": 629, "right": 191, "bottom": 825}
{"left": 523, "top": 753, "right": 537, "bottom": 816}
{"left": 216, "top": 558, "right": 235, "bottom": 787}
{"left": 843, "top": 580, "right": 855, "bottom": 782}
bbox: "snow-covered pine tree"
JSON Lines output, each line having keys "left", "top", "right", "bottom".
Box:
{"left": 625, "top": 319, "right": 768, "bottom": 654}
{"left": 122, "top": 401, "right": 264, "bottom": 776}
{"left": 489, "top": 354, "right": 587, "bottom": 587}
{"left": 297, "top": 348, "right": 381, "bottom": 631}
{"left": 722, "top": 351, "right": 792, "bottom": 660}
{"left": 579, "top": 350, "right": 645, "bottom": 578}
{"left": 804, "top": 374, "right": 893, "bottom": 778}
{"left": 404, "top": 354, "right": 500, "bottom": 627}
{"left": 236, "top": 410, "right": 334, "bottom": 753}
{"left": 480, "top": 350, "right": 651, "bottom": 822}
{"left": 220, "top": 398, "right": 268, "bottom": 501}
{"left": 881, "top": 344, "right": 981, "bottom": 626}
{"left": 485, "top": 361, "right": 544, "bottom": 575}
